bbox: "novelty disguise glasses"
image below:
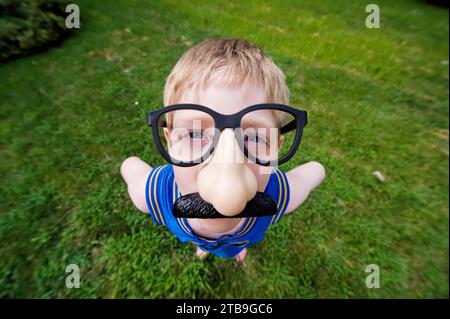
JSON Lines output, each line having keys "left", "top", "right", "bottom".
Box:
{"left": 147, "top": 103, "right": 307, "bottom": 167}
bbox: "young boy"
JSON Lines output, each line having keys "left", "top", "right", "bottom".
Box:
{"left": 121, "top": 38, "right": 325, "bottom": 262}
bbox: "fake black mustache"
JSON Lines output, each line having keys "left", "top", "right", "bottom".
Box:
{"left": 173, "top": 192, "right": 277, "bottom": 219}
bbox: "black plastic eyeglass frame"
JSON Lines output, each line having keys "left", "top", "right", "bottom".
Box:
{"left": 147, "top": 103, "right": 308, "bottom": 167}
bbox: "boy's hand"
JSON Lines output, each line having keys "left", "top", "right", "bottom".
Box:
{"left": 120, "top": 156, "right": 152, "bottom": 213}
{"left": 285, "top": 161, "right": 326, "bottom": 214}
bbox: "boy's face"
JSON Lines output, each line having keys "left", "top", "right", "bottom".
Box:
{"left": 168, "top": 80, "right": 278, "bottom": 217}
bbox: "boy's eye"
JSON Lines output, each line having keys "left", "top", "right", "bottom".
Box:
{"left": 244, "top": 134, "right": 267, "bottom": 144}
{"left": 244, "top": 135, "right": 259, "bottom": 143}
{"left": 189, "top": 130, "right": 205, "bottom": 140}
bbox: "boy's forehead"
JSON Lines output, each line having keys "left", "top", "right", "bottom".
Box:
{"left": 178, "top": 81, "right": 266, "bottom": 115}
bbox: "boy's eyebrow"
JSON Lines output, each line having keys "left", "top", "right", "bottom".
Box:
{"left": 172, "top": 113, "right": 214, "bottom": 127}
{"left": 240, "top": 117, "right": 277, "bottom": 128}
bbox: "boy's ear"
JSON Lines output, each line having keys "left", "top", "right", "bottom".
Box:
{"left": 278, "top": 135, "right": 285, "bottom": 150}
{"left": 163, "top": 128, "right": 171, "bottom": 148}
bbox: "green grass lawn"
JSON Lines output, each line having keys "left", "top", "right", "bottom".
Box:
{"left": 0, "top": 0, "right": 448, "bottom": 298}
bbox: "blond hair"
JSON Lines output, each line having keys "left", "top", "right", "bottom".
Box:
{"left": 163, "top": 38, "right": 290, "bottom": 108}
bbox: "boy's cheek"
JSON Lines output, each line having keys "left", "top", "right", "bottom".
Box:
{"left": 173, "top": 165, "right": 202, "bottom": 194}
{"left": 247, "top": 163, "right": 271, "bottom": 192}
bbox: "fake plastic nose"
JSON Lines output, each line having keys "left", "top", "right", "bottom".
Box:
{"left": 197, "top": 129, "right": 257, "bottom": 217}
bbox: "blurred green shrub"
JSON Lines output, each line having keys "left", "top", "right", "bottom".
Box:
{"left": 0, "top": 0, "right": 72, "bottom": 63}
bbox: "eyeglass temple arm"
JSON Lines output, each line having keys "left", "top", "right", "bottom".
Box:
{"left": 280, "top": 112, "right": 307, "bottom": 134}
{"left": 147, "top": 112, "right": 153, "bottom": 126}
{"left": 147, "top": 112, "right": 167, "bottom": 127}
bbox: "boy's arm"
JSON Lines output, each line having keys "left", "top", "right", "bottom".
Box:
{"left": 120, "top": 156, "right": 152, "bottom": 213}
{"left": 284, "top": 161, "right": 326, "bottom": 214}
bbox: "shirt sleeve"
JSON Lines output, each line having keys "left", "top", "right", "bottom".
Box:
{"left": 269, "top": 167, "right": 290, "bottom": 225}
{"left": 145, "top": 165, "right": 167, "bottom": 226}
